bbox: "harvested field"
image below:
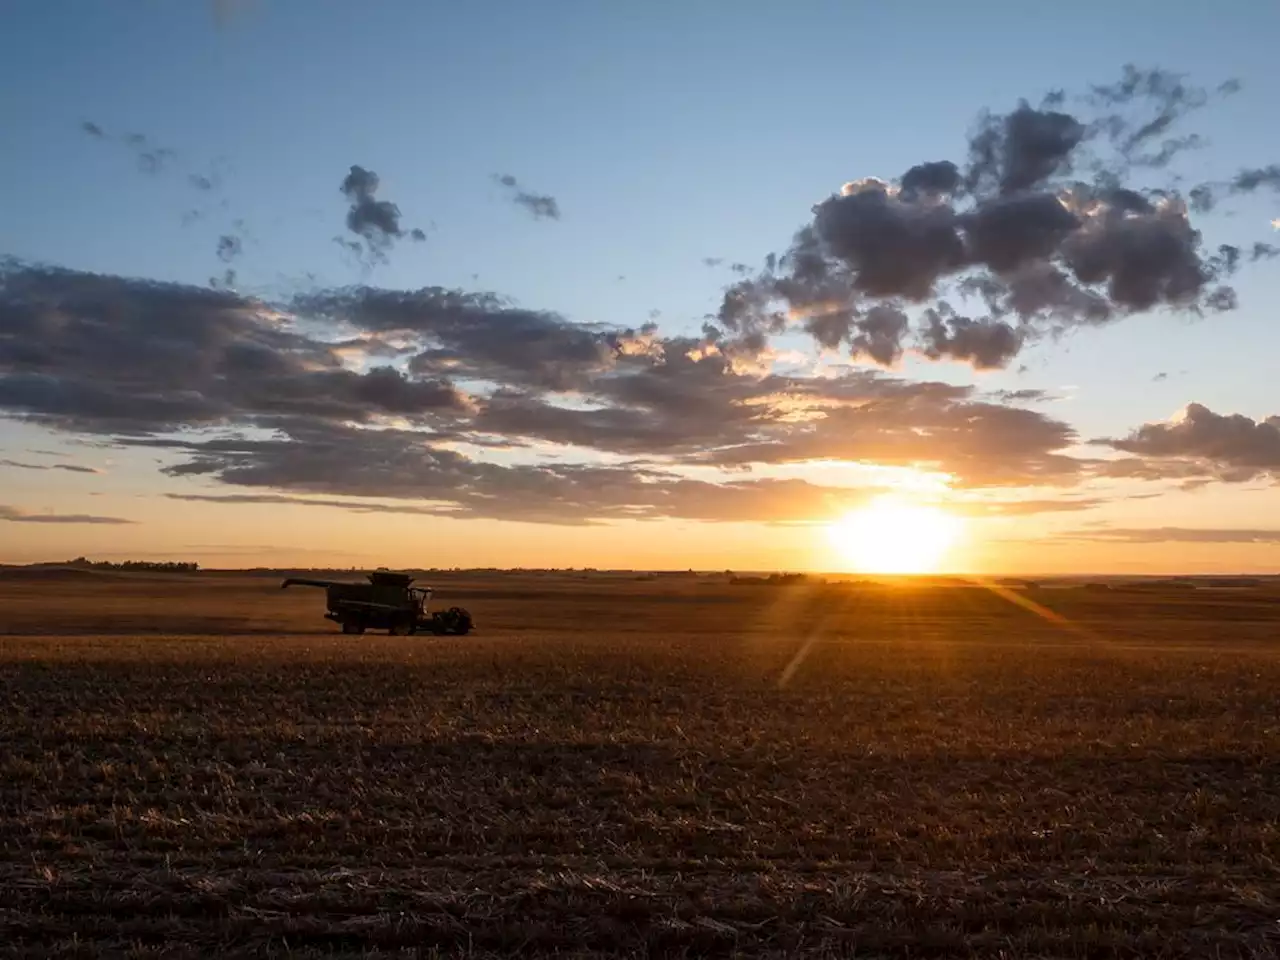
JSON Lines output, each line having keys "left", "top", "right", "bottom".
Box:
{"left": 3, "top": 571, "right": 1280, "bottom": 957}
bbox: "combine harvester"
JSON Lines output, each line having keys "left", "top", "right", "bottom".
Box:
{"left": 281, "top": 570, "right": 473, "bottom": 636}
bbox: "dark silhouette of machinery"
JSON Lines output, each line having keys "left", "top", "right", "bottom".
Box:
{"left": 281, "top": 570, "right": 473, "bottom": 635}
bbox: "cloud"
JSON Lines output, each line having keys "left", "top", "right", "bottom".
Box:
{"left": 947, "top": 497, "right": 1108, "bottom": 517}
{"left": 0, "top": 255, "right": 1095, "bottom": 522}
{"left": 1101, "top": 402, "right": 1280, "bottom": 483}
{"left": 145, "top": 422, "right": 885, "bottom": 525}
{"left": 713, "top": 65, "right": 1271, "bottom": 372}
{"left": 79, "top": 121, "right": 180, "bottom": 176}
{"left": 164, "top": 492, "right": 456, "bottom": 515}
{"left": 1060, "top": 526, "right": 1280, "bottom": 544}
{"left": 987, "top": 388, "right": 1054, "bottom": 404}
{"left": 0, "top": 505, "right": 132, "bottom": 524}
{"left": 216, "top": 235, "right": 242, "bottom": 262}
{"left": 1230, "top": 165, "right": 1280, "bottom": 194}
{"left": 0, "top": 260, "right": 471, "bottom": 434}
{"left": 462, "top": 340, "right": 1082, "bottom": 488}
{"left": 919, "top": 308, "right": 1022, "bottom": 370}
{"left": 298, "top": 284, "right": 650, "bottom": 392}
{"left": 493, "top": 174, "right": 561, "bottom": 221}
{"left": 0, "top": 459, "right": 100, "bottom": 474}
{"left": 339, "top": 165, "right": 424, "bottom": 261}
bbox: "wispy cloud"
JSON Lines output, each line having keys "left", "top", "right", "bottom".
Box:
{"left": 1058, "top": 526, "right": 1280, "bottom": 544}
{"left": 0, "top": 505, "right": 132, "bottom": 524}
{"left": 493, "top": 174, "right": 561, "bottom": 221}
{"left": 0, "top": 459, "right": 101, "bottom": 474}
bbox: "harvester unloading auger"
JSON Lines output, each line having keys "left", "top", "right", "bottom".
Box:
{"left": 281, "top": 570, "right": 473, "bottom": 636}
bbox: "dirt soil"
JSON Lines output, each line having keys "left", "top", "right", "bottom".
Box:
{"left": 3, "top": 570, "right": 1280, "bottom": 957}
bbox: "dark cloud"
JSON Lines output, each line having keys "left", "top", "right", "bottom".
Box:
{"left": 0, "top": 260, "right": 470, "bottom": 434}
{"left": 813, "top": 179, "right": 966, "bottom": 300}
{"left": 81, "top": 121, "right": 105, "bottom": 138}
{"left": 1230, "top": 165, "right": 1280, "bottom": 193}
{"left": 714, "top": 65, "right": 1270, "bottom": 373}
{"left": 919, "top": 308, "right": 1023, "bottom": 370}
{"left": 1158, "top": 163, "right": 1280, "bottom": 215}
{"left": 514, "top": 193, "right": 561, "bottom": 221}
{"left": 210, "top": 268, "right": 237, "bottom": 290}
{"left": 340, "top": 165, "right": 422, "bottom": 260}
{"left": 410, "top": 228, "right": 427, "bottom": 242}
{"left": 494, "top": 174, "right": 562, "bottom": 221}
{"left": 1059, "top": 192, "right": 1226, "bottom": 313}
{"left": 849, "top": 305, "right": 910, "bottom": 366}
{"left": 1, "top": 257, "right": 1093, "bottom": 523}
{"left": 963, "top": 193, "right": 1080, "bottom": 274}
{"left": 966, "top": 103, "right": 1085, "bottom": 194}
{"left": 0, "top": 459, "right": 100, "bottom": 474}
{"left": 146, "top": 421, "right": 880, "bottom": 525}
{"left": 900, "top": 161, "right": 962, "bottom": 200}
{"left": 0, "top": 505, "right": 132, "bottom": 524}
{"left": 801, "top": 310, "right": 852, "bottom": 352}
{"left": 297, "top": 285, "right": 654, "bottom": 392}
{"left": 1101, "top": 403, "right": 1280, "bottom": 483}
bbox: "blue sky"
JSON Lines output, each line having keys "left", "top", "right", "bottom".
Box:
{"left": 1, "top": 0, "right": 1279, "bottom": 571}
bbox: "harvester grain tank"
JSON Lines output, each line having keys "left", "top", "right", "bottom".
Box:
{"left": 281, "top": 570, "right": 473, "bottom": 635}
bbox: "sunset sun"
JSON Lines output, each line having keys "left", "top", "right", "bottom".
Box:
{"left": 827, "top": 496, "right": 963, "bottom": 574}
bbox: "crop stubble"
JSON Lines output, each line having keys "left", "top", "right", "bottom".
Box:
{"left": 2, "top": 571, "right": 1279, "bottom": 957}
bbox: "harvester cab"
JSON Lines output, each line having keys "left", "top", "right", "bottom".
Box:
{"left": 281, "top": 570, "right": 472, "bottom": 636}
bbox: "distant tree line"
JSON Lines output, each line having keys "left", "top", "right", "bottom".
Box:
{"left": 729, "top": 572, "right": 817, "bottom": 586}
{"left": 62, "top": 557, "right": 200, "bottom": 572}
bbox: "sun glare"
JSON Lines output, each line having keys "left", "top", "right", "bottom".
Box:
{"left": 827, "top": 496, "right": 963, "bottom": 574}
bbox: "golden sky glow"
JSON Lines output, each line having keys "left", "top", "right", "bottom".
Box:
{"left": 4, "top": 450, "right": 1280, "bottom": 573}
{"left": 3, "top": 18, "right": 1280, "bottom": 576}
{"left": 826, "top": 495, "right": 964, "bottom": 574}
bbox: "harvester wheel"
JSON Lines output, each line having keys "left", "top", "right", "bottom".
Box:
{"left": 445, "top": 606, "right": 473, "bottom": 636}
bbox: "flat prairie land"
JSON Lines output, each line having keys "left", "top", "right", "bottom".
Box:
{"left": 3, "top": 569, "right": 1280, "bottom": 958}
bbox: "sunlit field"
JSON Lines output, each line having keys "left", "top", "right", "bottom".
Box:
{"left": 3, "top": 567, "right": 1280, "bottom": 958}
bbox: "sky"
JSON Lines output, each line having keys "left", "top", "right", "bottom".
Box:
{"left": 2, "top": 0, "right": 1280, "bottom": 574}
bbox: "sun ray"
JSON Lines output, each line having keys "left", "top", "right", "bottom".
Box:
{"left": 966, "top": 575, "right": 1103, "bottom": 643}
{"left": 777, "top": 578, "right": 869, "bottom": 688}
